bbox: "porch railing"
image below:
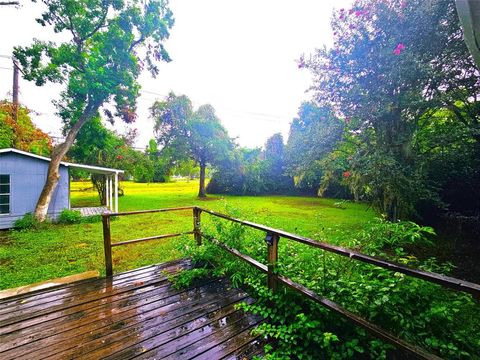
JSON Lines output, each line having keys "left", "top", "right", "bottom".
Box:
{"left": 102, "top": 206, "right": 480, "bottom": 360}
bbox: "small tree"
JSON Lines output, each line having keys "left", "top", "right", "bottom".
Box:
{"left": 151, "top": 92, "right": 233, "bottom": 197}
{"left": 14, "top": 0, "right": 174, "bottom": 221}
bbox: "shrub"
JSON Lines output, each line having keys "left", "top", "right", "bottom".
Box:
{"left": 57, "top": 209, "right": 83, "bottom": 224}
{"left": 14, "top": 213, "right": 40, "bottom": 230}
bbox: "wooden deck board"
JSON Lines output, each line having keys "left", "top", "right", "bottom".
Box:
{"left": 0, "top": 259, "right": 264, "bottom": 359}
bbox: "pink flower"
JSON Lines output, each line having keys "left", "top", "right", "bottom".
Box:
{"left": 343, "top": 171, "right": 351, "bottom": 178}
{"left": 393, "top": 43, "right": 405, "bottom": 55}
{"left": 298, "top": 54, "right": 305, "bottom": 69}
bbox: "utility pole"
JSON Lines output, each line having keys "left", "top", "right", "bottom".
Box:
{"left": 12, "top": 58, "right": 19, "bottom": 121}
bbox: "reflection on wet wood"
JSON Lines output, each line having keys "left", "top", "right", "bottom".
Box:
{"left": 0, "top": 259, "right": 263, "bottom": 359}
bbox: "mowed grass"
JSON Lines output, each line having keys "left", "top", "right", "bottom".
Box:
{"left": 0, "top": 180, "right": 375, "bottom": 290}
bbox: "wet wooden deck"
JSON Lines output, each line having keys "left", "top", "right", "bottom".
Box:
{"left": 0, "top": 259, "right": 265, "bottom": 359}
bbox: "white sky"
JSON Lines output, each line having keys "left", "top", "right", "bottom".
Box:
{"left": 0, "top": 0, "right": 352, "bottom": 149}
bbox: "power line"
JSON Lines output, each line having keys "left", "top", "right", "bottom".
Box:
{"left": 139, "top": 89, "right": 292, "bottom": 124}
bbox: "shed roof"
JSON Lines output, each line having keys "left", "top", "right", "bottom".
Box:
{"left": 0, "top": 148, "right": 124, "bottom": 175}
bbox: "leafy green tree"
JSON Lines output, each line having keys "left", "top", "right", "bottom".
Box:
{"left": 14, "top": 0, "right": 174, "bottom": 221}
{"left": 151, "top": 92, "right": 233, "bottom": 197}
{"left": 262, "top": 133, "right": 292, "bottom": 193}
{"left": 302, "top": 0, "right": 479, "bottom": 220}
{"left": 286, "top": 102, "right": 344, "bottom": 194}
{"left": 143, "top": 138, "right": 172, "bottom": 182}
{"left": 173, "top": 159, "right": 199, "bottom": 180}
{"left": 69, "top": 117, "right": 154, "bottom": 203}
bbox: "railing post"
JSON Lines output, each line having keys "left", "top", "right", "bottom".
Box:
{"left": 265, "top": 232, "right": 279, "bottom": 293}
{"left": 102, "top": 214, "right": 113, "bottom": 277}
{"left": 193, "top": 207, "right": 202, "bottom": 245}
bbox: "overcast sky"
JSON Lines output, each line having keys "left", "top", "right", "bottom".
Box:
{"left": 0, "top": 0, "right": 352, "bottom": 149}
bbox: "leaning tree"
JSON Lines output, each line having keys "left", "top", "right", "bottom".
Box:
{"left": 14, "top": 0, "right": 174, "bottom": 221}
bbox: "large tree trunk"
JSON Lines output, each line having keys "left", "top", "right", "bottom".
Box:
{"left": 198, "top": 162, "right": 206, "bottom": 198}
{"left": 34, "top": 103, "right": 100, "bottom": 221}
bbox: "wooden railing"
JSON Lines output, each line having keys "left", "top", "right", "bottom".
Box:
{"left": 102, "top": 206, "right": 480, "bottom": 360}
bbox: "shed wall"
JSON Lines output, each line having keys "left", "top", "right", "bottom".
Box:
{"left": 0, "top": 152, "right": 69, "bottom": 229}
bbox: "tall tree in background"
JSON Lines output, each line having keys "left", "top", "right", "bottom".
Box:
{"left": 262, "top": 133, "right": 292, "bottom": 193}
{"left": 302, "top": 0, "right": 480, "bottom": 220}
{"left": 286, "top": 102, "right": 344, "bottom": 193}
{"left": 14, "top": 0, "right": 174, "bottom": 221}
{"left": 151, "top": 92, "right": 233, "bottom": 197}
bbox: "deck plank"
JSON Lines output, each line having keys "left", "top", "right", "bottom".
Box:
{"left": 0, "top": 264, "right": 187, "bottom": 333}
{"left": 0, "top": 278, "right": 217, "bottom": 356}
{"left": 0, "top": 259, "right": 264, "bottom": 359}
{"left": 0, "top": 258, "right": 190, "bottom": 310}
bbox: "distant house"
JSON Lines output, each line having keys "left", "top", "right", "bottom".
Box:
{"left": 0, "top": 148, "right": 124, "bottom": 229}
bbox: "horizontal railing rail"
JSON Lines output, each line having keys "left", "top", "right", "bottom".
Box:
{"left": 101, "top": 205, "right": 480, "bottom": 360}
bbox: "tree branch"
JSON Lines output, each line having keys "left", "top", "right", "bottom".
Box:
{"left": 129, "top": 34, "right": 145, "bottom": 52}
{"left": 81, "top": 0, "right": 109, "bottom": 41}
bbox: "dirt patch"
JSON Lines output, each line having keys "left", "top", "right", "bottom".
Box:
{"left": 0, "top": 231, "right": 13, "bottom": 245}
{"left": 0, "top": 259, "right": 11, "bottom": 266}
{"left": 198, "top": 196, "right": 223, "bottom": 201}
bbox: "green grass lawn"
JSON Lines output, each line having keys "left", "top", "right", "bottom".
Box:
{"left": 0, "top": 180, "right": 375, "bottom": 290}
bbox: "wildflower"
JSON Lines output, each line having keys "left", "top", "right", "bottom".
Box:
{"left": 343, "top": 171, "right": 351, "bottom": 178}
{"left": 393, "top": 43, "right": 405, "bottom": 55}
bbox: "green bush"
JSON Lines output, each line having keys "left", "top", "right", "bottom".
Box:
{"left": 57, "top": 209, "right": 102, "bottom": 224}
{"left": 57, "top": 209, "right": 83, "bottom": 224}
{"left": 13, "top": 213, "right": 40, "bottom": 230}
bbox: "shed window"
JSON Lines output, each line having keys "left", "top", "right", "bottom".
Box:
{"left": 0, "top": 175, "right": 10, "bottom": 214}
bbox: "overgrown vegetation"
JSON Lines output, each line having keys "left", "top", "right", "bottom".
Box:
{"left": 179, "top": 208, "right": 479, "bottom": 359}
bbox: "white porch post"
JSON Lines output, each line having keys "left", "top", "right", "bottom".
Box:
{"left": 109, "top": 175, "right": 113, "bottom": 211}
{"left": 105, "top": 175, "right": 109, "bottom": 208}
{"left": 114, "top": 172, "right": 119, "bottom": 213}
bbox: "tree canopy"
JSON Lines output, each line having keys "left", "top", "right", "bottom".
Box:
{"left": 151, "top": 92, "right": 233, "bottom": 197}
{"left": 298, "top": 0, "right": 480, "bottom": 220}
{"left": 0, "top": 101, "right": 52, "bottom": 155}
